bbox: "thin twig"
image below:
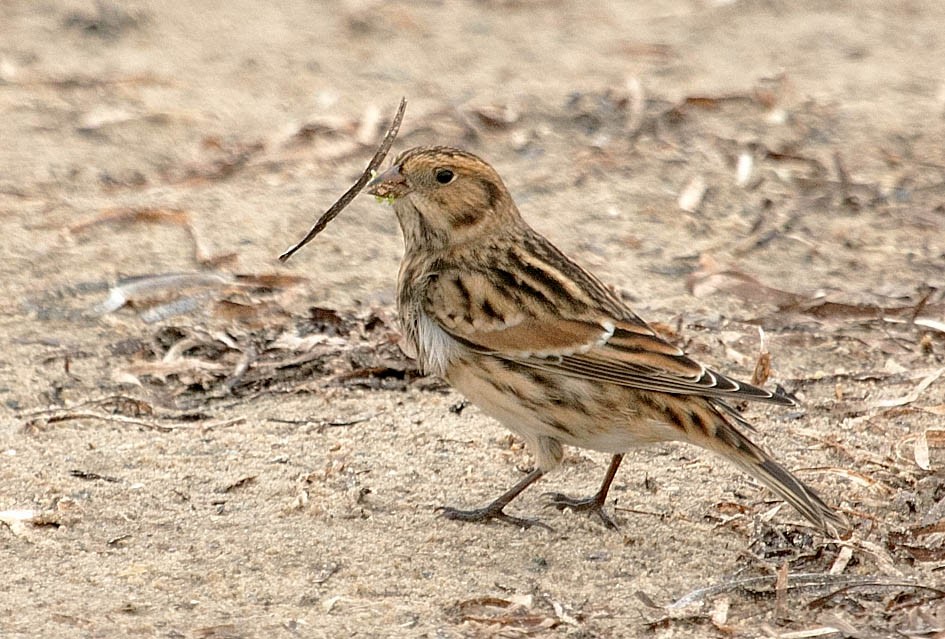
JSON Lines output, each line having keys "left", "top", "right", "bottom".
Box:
{"left": 279, "top": 97, "right": 407, "bottom": 262}
{"left": 669, "top": 573, "right": 944, "bottom": 609}
{"left": 23, "top": 410, "right": 179, "bottom": 432}
{"left": 21, "top": 410, "right": 244, "bottom": 433}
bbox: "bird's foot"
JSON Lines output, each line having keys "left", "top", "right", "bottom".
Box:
{"left": 544, "top": 492, "right": 619, "bottom": 530}
{"left": 436, "top": 504, "right": 550, "bottom": 530}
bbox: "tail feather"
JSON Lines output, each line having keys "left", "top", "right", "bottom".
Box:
{"left": 702, "top": 404, "right": 847, "bottom": 533}
{"left": 743, "top": 453, "right": 847, "bottom": 533}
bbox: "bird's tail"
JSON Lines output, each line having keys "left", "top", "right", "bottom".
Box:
{"left": 730, "top": 441, "right": 847, "bottom": 533}
{"left": 697, "top": 402, "right": 848, "bottom": 534}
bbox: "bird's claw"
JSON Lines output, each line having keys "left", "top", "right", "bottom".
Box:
{"left": 543, "top": 492, "right": 619, "bottom": 530}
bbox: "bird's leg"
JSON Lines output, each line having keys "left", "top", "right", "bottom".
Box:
{"left": 545, "top": 454, "right": 624, "bottom": 530}
{"left": 438, "top": 468, "right": 548, "bottom": 529}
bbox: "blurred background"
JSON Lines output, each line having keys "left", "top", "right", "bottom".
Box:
{"left": 2, "top": 1, "right": 944, "bottom": 637}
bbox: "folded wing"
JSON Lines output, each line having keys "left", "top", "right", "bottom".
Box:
{"left": 423, "top": 267, "right": 794, "bottom": 406}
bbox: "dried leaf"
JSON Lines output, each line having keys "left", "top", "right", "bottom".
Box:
{"left": 914, "top": 429, "right": 931, "bottom": 471}
{"left": 550, "top": 600, "right": 579, "bottom": 626}
{"left": 114, "top": 306, "right": 419, "bottom": 399}
{"left": 670, "top": 573, "right": 938, "bottom": 610}
{"left": 124, "top": 358, "right": 229, "bottom": 382}
{"left": 68, "top": 207, "right": 190, "bottom": 235}
{"left": 449, "top": 594, "right": 557, "bottom": 630}
{"left": 678, "top": 175, "right": 707, "bottom": 212}
{"left": 99, "top": 272, "right": 232, "bottom": 314}
{"left": 928, "top": 429, "right": 945, "bottom": 446}
{"left": 736, "top": 152, "right": 753, "bottom": 186}
{"left": 777, "top": 628, "right": 844, "bottom": 639}
{"left": 911, "top": 520, "right": 945, "bottom": 537}
{"left": 805, "top": 466, "right": 886, "bottom": 491}
{"left": 321, "top": 595, "right": 342, "bottom": 613}
{"left": 874, "top": 367, "right": 945, "bottom": 408}
{"left": 222, "top": 476, "right": 257, "bottom": 493}
{"left": 68, "top": 207, "right": 235, "bottom": 267}
{"left": 829, "top": 545, "right": 854, "bottom": 575}
{"left": 98, "top": 271, "right": 303, "bottom": 322}
{"left": 691, "top": 255, "right": 945, "bottom": 323}
{"left": 470, "top": 103, "right": 520, "bottom": 128}
{"left": 688, "top": 254, "right": 802, "bottom": 306}
{"left": 752, "top": 327, "right": 771, "bottom": 387}
{"left": 775, "top": 561, "right": 789, "bottom": 619}
{"left": 0, "top": 509, "right": 39, "bottom": 537}
{"left": 916, "top": 317, "right": 945, "bottom": 333}
{"left": 709, "top": 596, "right": 730, "bottom": 629}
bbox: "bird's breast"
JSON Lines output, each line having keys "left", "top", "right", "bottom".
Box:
{"left": 397, "top": 308, "right": 459, "bottom": 378}
{"left": 396, "top": 255, "right": 463, "bottom": 378}
{"left": 416, "top": 312, "right": 460, "bottom": 377}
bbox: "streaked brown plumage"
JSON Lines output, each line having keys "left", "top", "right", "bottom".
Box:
{"left": 366, "top": 145, "right": 845, "bottom": 533}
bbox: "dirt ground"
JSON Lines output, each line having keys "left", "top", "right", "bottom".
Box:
{"left": 2, "top": 1, "right": 945, "bottom": 637}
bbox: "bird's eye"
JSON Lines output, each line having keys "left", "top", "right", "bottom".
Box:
{"left": 434, "top": 168, "right": 455, "bottom": 184}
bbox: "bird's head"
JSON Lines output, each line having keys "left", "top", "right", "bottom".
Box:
{"left": 366, "top": 146, "right": 521, "bottom": 250}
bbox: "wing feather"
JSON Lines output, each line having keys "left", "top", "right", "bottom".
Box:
{"left": 423, "top": 267, "right": 794, "bottom": 406}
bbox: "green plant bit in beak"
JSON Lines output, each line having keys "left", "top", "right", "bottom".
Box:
{"left": 369, "top": 170, "right": 396, "bottom": 205}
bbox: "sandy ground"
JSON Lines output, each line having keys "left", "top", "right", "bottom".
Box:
{"left": 2, "top": 1, "right": 945, "bottom": 637}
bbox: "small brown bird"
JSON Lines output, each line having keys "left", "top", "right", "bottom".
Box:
{"left": 366, "top": 145, "right": 844, "bottom": 533}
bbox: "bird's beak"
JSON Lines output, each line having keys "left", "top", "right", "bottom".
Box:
{"left": 366, "top": 164, "right": 409, "bottom": 199}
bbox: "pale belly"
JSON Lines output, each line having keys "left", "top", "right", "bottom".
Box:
{"left": 405, "top": 308, "right": 681, "bottom": 468}
{"left": 444, "top": 353, "right": 682, "bottom": 470}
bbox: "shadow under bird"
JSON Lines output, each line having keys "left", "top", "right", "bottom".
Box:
{"left": 366, "top": 145, "right": 846, "bottom": 534}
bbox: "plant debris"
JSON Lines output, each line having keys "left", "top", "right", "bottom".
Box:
{"left": 114, "top": 306, "right": 427, "bottom": 406}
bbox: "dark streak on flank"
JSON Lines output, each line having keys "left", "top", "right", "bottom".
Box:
{"left": 472, "top": 358, "right": 518, "bottom": 397}
{"left": 481, "top": 298, "right": 503, "bottom": 322}
{"left": 515, "top": 364, "right": 549, "bottom": 389}
{"left": 688, "top": 408, "right": 710, "bottom": 438}
{"left": 465, "top": 360, "right": 517, "bottom": 397}
{"left": 452, "top": 276, "right": 473, "bottom": 321}
{"left": 544, "top": 417, "right": 575, "bottom": 438}
{"left": 509, "top": 370, "right": 578, "bottom": 437}
{"left": 665, "top": 404, "right": 689, "bottom": 433}
{"left": 547, "top": 394, "right": 568, "bottom": 407}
